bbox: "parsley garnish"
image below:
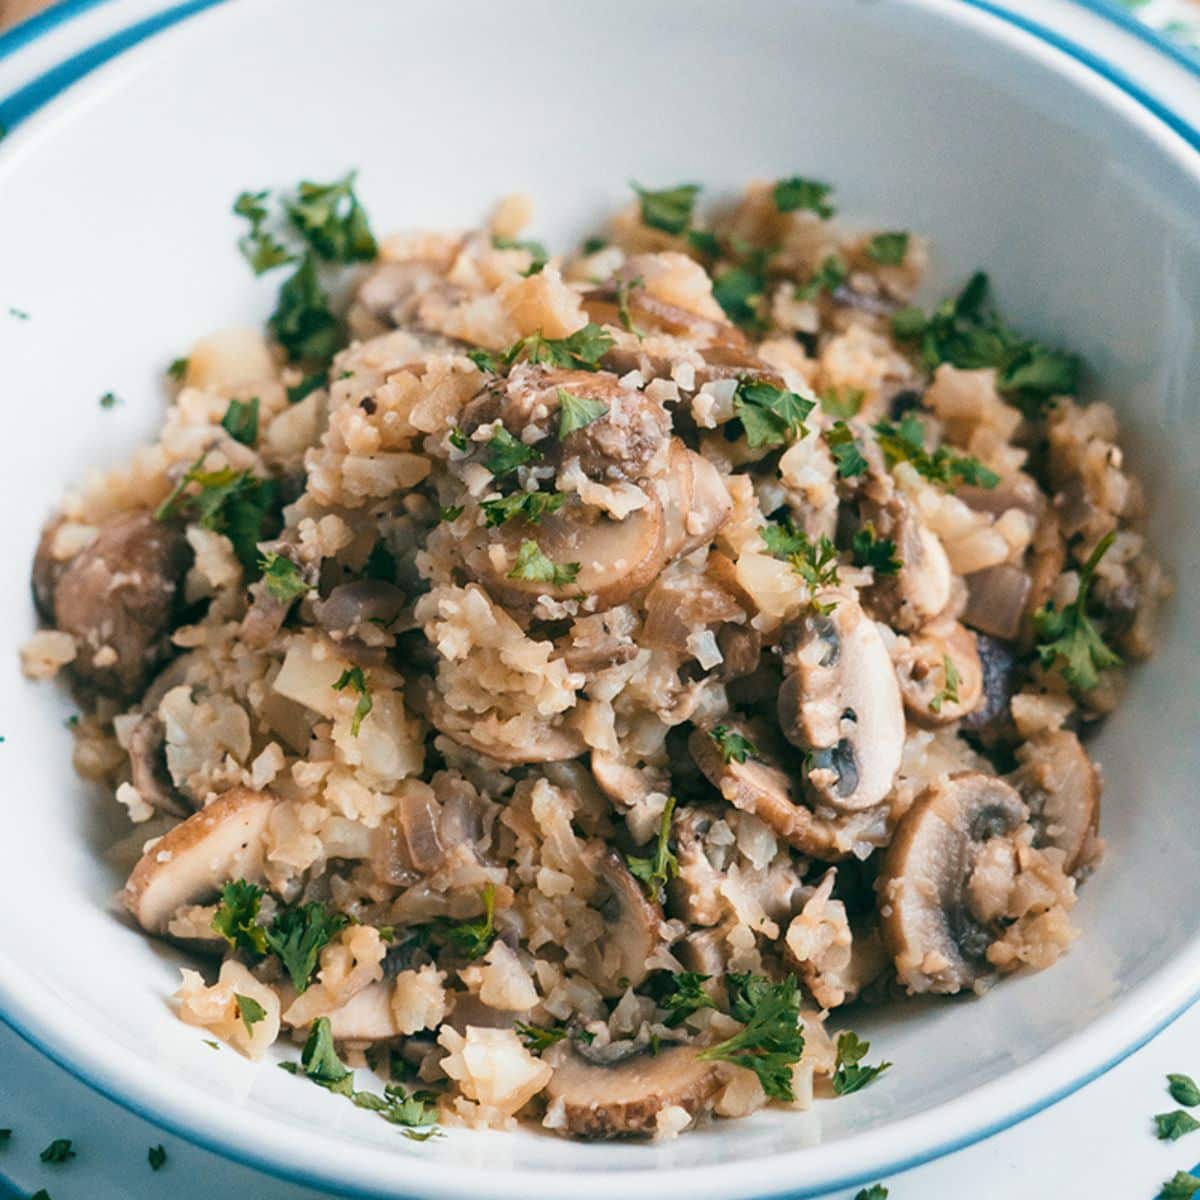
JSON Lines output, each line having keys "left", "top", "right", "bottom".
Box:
{"left": 1033, "top": 530, "right": 1121, "bottom": 691}
{"left": 557, "top": 388, "right": 609, "bottom": 438}
{"left": 507, "top": 540, "right": 580, "bottom": 587}
{"left": 492, "top": 236, "right": 548, "bottom": 276}
{"left": 760, "top": 520, "right": 841, "bottom": 599}
{"left": 633, "top": 182, "right": 700, "bottom": 235}
{"left": 873, "top": 412, "right": 999, "bottom": 491}
{"left": 445, "top": 883, "right": 497, "bottom": 960}
{"left": 733, "top": 379, "right": 815, "bottom": 448}
{"left": 1156, "top": 1111, "right": 1200, "bottom": 1142}
{"left": 40, "top": 1138, "right": 75, "bottom": 1164}
{"left": 0, "top": 1129, "right": 10, "bottom": 1145}
{"left": 502, "top": 323, "right": 614, "bottom": 372}
{"left": 220, "top": 396, "right": 259, "bottom": 446}
{"left": 851, "top": 523, "right": 901, "bottom": 575}
{"left": 713, "top": 257, "right": 769, "bottom": 332}
{"left": 234, "top": 189, "right": 294, "bottom": 275}
{"left": 269, "top": 251, "right": 340, "bottom": 365}
{"left": 582, "top": 237, "right": 607, "bottom": 255}
{"left": 929, "top": 654, "right": 961, "bottom": 715}
{"left": 167, "top": 357, "right": 189, "bottom": 381}
{"left": 710, "top": 725, "right": 758, "bottom": 764}
{"left": 447, "top": 426, "right": 469, "bottom": 451}
{"left": 866, "top": 232, "right": 909, "bottom": 266}
{"left": 211, "top": 881, "right": 269, "bottom": 955}
{"left": 615, "top": 275, "right": 644, "bottom": 337}
{"left": 440, "top": 505, "right": 464, "bottom": 522}
{"left": 285, "top": 172, "right": 377, "bottom": 264}
{"left": 203, "top": 1039, "right": 219, "bottom": 1050}
{"left": 824, "top": 421, "right": 868, "bottom": 478}
{"left": 148, "top": 1145, "right": 167, "bottom": 1171}
{"left": 1161, "top": 1171, "right": 1200, "bottom": 1198}
{"left": 481, "top": 491, "right": 565, "bottom": 527}
{"left": 627, "top": 796, "right": 678, "bottom": 903}
{"left": 235, "top": 993, "right": 267, "bottom": 1036}
{"left": 660, "top": 971, "right": 717, "bottom": 1027}
{"left": 287, "top": 371, "right": 326, "bottom": 404}
{"left": 1170, "top": 1074, "right": 1200, "bottom": 1107}
{"left": 516, "top": 1023, "right": 568, "bottom": 1054}
{"left": 259, "top": 551, "right": 311, "bottom": 603}
{"left": 466, "top": 347, "right": 500, "bottom": 374}
{"left": 485, "top": 427, "right": 542, "bottom": 477}
{"left": 333, "top": 666, "right": 373, "bottom": 736}
{"left": 8, "top": 306, "right": 29, "bottom": 320}
{"left": 854, "top": 1187, "right": 889, "bottom": 1200}
{"left": 795, "top": 254, "right": 847, "bottom": 301}
{"left": 99, "top": 391, "right": 120, "bottom": 410}
{"left": 819, "top": 387, "right": 864, "bottom": 419}
{"left": 266, "top": 902, "right": 350, "bottom": 992}
{"left": 832, "top": 1031, "right": 892, "bottom": 1095}
{"left": 773, "top": 176, "right": 835, "bottom": 218}
{"left": 698, "top": 974, "right": 805, "bottom": 1100}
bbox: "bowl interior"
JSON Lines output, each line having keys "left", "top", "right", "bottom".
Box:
{"left": 1, "top": 0, "right": 1199, "bottom": 1196}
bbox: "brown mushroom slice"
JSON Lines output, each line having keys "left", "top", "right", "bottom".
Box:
{"left": 347, "top": 259, "right": 467, "bottom": 339}
{"left": 587, "top": 848, "right": 661, "bottom": 996}
{"left": 427, "top": 697, "right": 586, "bottom": 765}
{"left": 47, "top": 509, "right": 191, "bottom": 699}
{"left": 878, "top": 773, "right": 1027, "bottom": 995}
{"left": 859, "top": 495, "right": 952, "bottom": 633}
{"left": 957, "top": 472, "right": 1045, "bottom": 521}
{"left": 657, "top": 441, "right": 732, "bottom": 561}
{"left": 668, "top": 805, "right": 729, "bottom": 927}
{"left": 777, "top": 593, "right": 905, "bottom": 813}
{"left": 1009, "top": 731, "right": 1102, "bottom": 876}
{"left": 591, "top": 750, "right": 667, "bottom": 809}
{"left": 544, "top": 1043, "right": 723, "bottom": 1139}
{"left": 128, "top": 713, "right": 189, "bottom": 817}
{"left": 895, "top": 620, "right": 984, "bottom": 727}
{"left": 962, "top": 563, "right": 1031, "bottom": 640}
{"left": 959, "top": 633, "right": 1020, "bottom": 739}
{"left": 123, "top": 786, "right": 276, "bottom": 934}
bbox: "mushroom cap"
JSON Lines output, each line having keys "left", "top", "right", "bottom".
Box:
{"left": 587, "top": 847, "right": 661, "bottom": 996}
{"left": 895, "top": 620, "right": 984, "bottom": 728}
{"left": 544, "top": 1043, "right": 723, "bottom": 1139}
{"left": 877, "top": 772, "right": 1028, "bottom": 995}
{"left": 122, "top": 786, "right": 277, "bottom": 934}
{"left": 959, "top": 632, "right": 1020, "bottom": 739}
{"left": 127, "top": 713, "right": 189, "bottom": 817}
{"left": 668, "top": 805, "right": 729, "bottom": 927}
{"left": 657, "top": 441, "right": 732, "bottom": 560}
{"left": 777, "top": 593, "right": 906, "bottom": 813}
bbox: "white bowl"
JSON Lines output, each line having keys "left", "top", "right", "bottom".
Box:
{"left": 2, "top": 1, "right": 1199, "bottom": 1196}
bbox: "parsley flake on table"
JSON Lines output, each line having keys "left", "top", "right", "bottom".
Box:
{"left": 211, "top": 880, "right": 269, "bottom": 955}
{"left": 1161, "top": 1170, "right": 1200, "bottom": 1198}
{"left": 698, "top": 974, "right": 805, "bottom": 1100}
{"left": 148, "top": 1144, "right": 168, "bottom": 1171}
{"left": 1033, "top": 530, "right": 1121, "bottom": 692}
{"left": 40, "top": 1138, "right": 75, "bottom": 1164}
{"left": 929, "top": 654, "right": 962, "bottom": 715}
{"left": 98, "top": 391, "right": 120, "bottom": 410}
{"left": 873, "top": 412, "right": 999, "bottom": 491}
{"left": 832, "top": 1030, "right": 892, "bottom": 1095}
{"left": 480, "top": 490, "right": 565, "bottom": 528}
{"left": 235, "top": 993, "right": 268, "bottom": 1036}
{"left": 266, "top": 901, "right": 350, "bottom": 992}
{"left": 733, "top": 379, "right": 815, "bottom": 448}
{"left": 795, "top": 254, "right": 847, "bottom": 301}
{"left": 1170, "top": 1073, "right": 1200, "bottom": 1107}
{"left": 167, "top": 356, "right": 190, "bottom": 381}
{"left": 772, "top": 176, "right": 835, "bottom": 218}
{"left": 507, "top": 539, "right": 580, "bottom": 587}
{"left": 710, "top": 725, "right": 758, "bottom": 764}
{"left": 492, "top": 235, "right": 549, "bottom": 276}
{"left": 660, "top": 971, "right": 717, "bottom": 1027}
{"left": 258, "top": 551, "right": 312, "bottom": 603}
{"left": 1155, "top": 1110, "right": 1200, "bottom": 1141}
{"left": 866, "top": 231, "right": 909, "bottom": 266}
{"left": 220, "top": 396, "right": 259, "bottom": 445}
{"left": 851, "top": 523, "right": 901, "bottom": 576}
{"left": 445, "top": 883, "right": 497, "bottom": 960}
{"left": 8, "top": 306, "right": 30, "bottom": 320}
{"left": 633, "top": 182, "right": 700, "bottom": 235}
{"left": 332, "top": 665, "right": 373, "bottom": 736}
{"left": 825, "top": 420, "right": 868, "bottom": 478}
{"left": 627, "top": 796, "right": 679, "bottom": 903}
{"left": 854, "top": 1187, "right": 889, "bottom": 1200}
{"left": 557, "top": 388, "right": 609, "bottom": 438}
{"left": 516, "top": 1023, "right": 569, "bottom": 1054}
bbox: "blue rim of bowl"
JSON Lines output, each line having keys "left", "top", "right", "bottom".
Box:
{"left": 0, "top": 2, "right": 1198, "bottom": 1198}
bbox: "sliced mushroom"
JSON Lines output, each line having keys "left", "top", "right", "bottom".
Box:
{"left": 586, "top": 848, "right": 660, "bottom": 996}
{"left": 1009, "top": 731, "right": 1102, "bottom": 876}
{"left": 123, "top": 786, "right": 277, "bottom": 934}
{"left": 656, "top": 441, "right": 732, "bottom": 560}
{"left": 777, "top": 592, "right": 905, "bottom": 812}
{"left": 41, "top": 509, "right": 190, "bottom": 699}
{"left": 591, "top": 750, "right": 668, "bottom": 809}
{"left": 347, "top": 259, "right": 467, "bottom": 340}
{"left": 314, "top": 580, "right": 405, "bottom": 639}
{"left": 962, "top": 563, "right": 1031, "bottom": 640}
{"left": 559, "top": 607, "right": 640, "bottom": 673}
{"left": 427, "top": 698, "right": 587, "bottom": 765}
{"left": 959, "top": 633, "right": 1020, "bottom": 739}
{"left": 544, "top": 1043, "right": 723, "bottom": 1139}
{"left": 128, "top": 713, "right": 189, "bottom": 817}
{"left": 668, "top": 805, "right": 729, "bottom": 927}
{"left": 894, "top": 620, "right": 983, "bottom": 727}
{"left": 877, "top": 773, "right": 1027, "bottom": 994}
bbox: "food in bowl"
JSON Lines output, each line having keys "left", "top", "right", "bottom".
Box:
{"left": 21, "top": 172, "right": 1165, "bottom": 1140}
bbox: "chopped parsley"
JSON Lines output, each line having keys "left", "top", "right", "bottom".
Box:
{"left": 234, "top": 189, "right": 294, "bottom": 275}
{"left": 285, "top": 171, "right": 377, "bottom": 264}
{"left": 633, "top": 182, "right": 700, "bottom": 235}
{"left": 31, "top": 1193, "right": 51, "bottom": 1200}
{"left": 929, "top": 654, "right": 961, "bottom": 715}
{"left": 1169, "top": 1073, "right": 1200, "bottom": 1107}
{"left": 795, "top": 254, "right": 847, "bottom": 301}
{"left": 467, "top": 347, "right": 500, "bottom": 374}
{"left": 220, "top": 396, "right": 259, "bottom": 446}
{"left": 167, "top": 357, "right": 190, "bottom": 381}
{"left": 265, "top": 902, "right": 350, "bottom": 992}
{"left": 698, "top": 974, "right": 805, "bottom": 1100}
{"left": 733, "top": 379, "right": 815, "bottom": 449}
{"left": 1156, "top": 1110, "right": 1200, "bottom": 1142}
{"left": 447, "top": 426, "right": 470, "bottom": 451}
{"left": 660, "top": 971, "right": 717, "bottom": 1027}
{"left": 211, "top": 880, "right": 269, "bottom": 956}
{"left": 480, "top": 490, "right": 565, "bottom": 527}
{"left": 98, "top": 391, "right": 120, "bottom": 410}
{"left": 686, "top": 229, "right": 721, "bottom": 258}
{"left": 760, "top": 519, "right": 841, "bottom": 600}
{"left": 203, "top": 1039, "right": 220, "bottom": 1050}
{"left": 854, "top": 1187, "right": 889, "bottom": 1200}
{"left": 873, "top": 412, "right": 999, "bottom": 491}
{"left": 582, "top": 236, "right": 607, "bottom": 255}
{"left": 0, "top": 1129, "right": 9, "bottom": 1145}
{"left": 235, "top": 993, "right": 267, "bottom": 1036}
{"left": 773, "top": 176, "right": 835, "bottom": 219}
{"left": 1161, "top": 1171, "right": 1200, "bottom": 1198}
{"left": 615, "top": 275, "right": 644, "bottom": 337}
{"left": 269, "top": 251, "right": 340, "bottom": 365}
{"left": 831, "top": 1031, "right": 892, "bottom": 1095}
{"left": 287, "top": 370, "right": 326, "bottom": 404}
{"left": 333, "top": 666, "right": 374, "bottom": 736}
{"left": 890, "top": 272, "right": 1080, "bottom": 419}
{"left": 627, "top": 795, "right": 679, "bottom": 903}
{"left": 8, "top": 306, "right": 29, "bottom": 320}
{"left": 557, "top": 388, "right": 609, "bottom": 438}
{"left": 713, "top": 257, "right": 769, "bottom": 332}
{"left": 259, "top": 551, "right": 312, "bottom": 603}
{"left": 40, "top": 1138, "right": 75, "bottom": 1164}
{"left": 850, "top": 524, "right": 901, "bottom": 576}
{"left": 502, "top": 323, "right": 614, "bottom": 372}
{"left": 824, "top": 421, "right": 868, "bottom": 478}
{"left": 445, "top": 883, "right": 497, "bottom": 960}
{"left": 865, "top": 232, "right": 909, "bottom": 266}
{"left": 710, "top": 725, "right": 758, "bottom": 764}
{"left": 819, "top": 387, "right": 864, "bottom": 419}
{"left": 492, "top": 235, "right": 548, "bottom": 276}
{"left": 507, "top": 539, "right": 580, "bottom": 587}
{"left": 440, "top": 505, "right": 464, "bottom": 522}
{"left": 515, "top": 1023, "right": 568, "bottom": 1054}
{"left": 485, "top": 427, "right": 543, "bottom": 477}
{"left": 148, "top": 1144, "right": 167, "bottom": 1171}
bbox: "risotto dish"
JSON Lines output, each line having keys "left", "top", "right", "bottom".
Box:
{"left": 22, "top": 174, "right": 1165, "bottom": 1140}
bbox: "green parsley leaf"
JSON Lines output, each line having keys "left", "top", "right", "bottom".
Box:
{"left": 167, "top": 357, "right": 190, "bottom": 381}
{"left": 832, "top": 1030, "right": 892, "bottom": 1095}
{"left": 445, "top": 883, "right": 497, "bottom": 960}
{"left": 854, "top": 1187, "right": 889, "bottom": 1200}
{"left": 1156, "top": 1110, "right": 1200, "bottom": 1141}
{"left": 851, "top": 523, "right": 901, "bottom": 576}
{"left": 40, "top": 1138, "right": 75, "bottom": 1164}
{"left": 615, "top": 275, "right": 644, "bottom": 338}
{"left": 686, "top": 228, "right": 721, "bottom": 258}
{"left": 365, "top": 541, "right": 397, "bottom": 582}
{"left": 8, "top": 306, "right": 29, "bottom": 320}
{"left": 824, "top": 421, "right": 868, "bottom": 478}
{"left": 447, "top": 426, "right": 469, "bottom": 451}
{"left": 929, "top": 654, "right": 961, "bottom": 715}
{"left": 795, "top": 254, "right": 847, "bottom": 301}
{"left": 773, "top": 176, "right": 835, "bottom": 218}
{"left": 557, "top": 388, "right": 609, "bottom": 438}
{"left": 270, "top": 251, "right": 340, "bottom": 364}
{"left": 507, "top": 539, "right": 580, "bottom": 587}
{"left": 710, "top": 725, "right": 758, "bottom": 764}
{"left": 333, "top": 665, "right": 373, "bottom": 736}
{"left": 467, "top": 347, "right": 501, "bottom": 374}
{"left": 873, "top": 412, "right": 999, "bottom": 491}
{"left": 1170, "top": 1073, "right": 1200, "bottom": 1107}
{"left": 235, "top": 993, "right": 267, "bottom": 1037}
{"left": 502, "top": 323, "right": 614, "bottom": 372}
{"left": 286, "top": 172, "right": 377, "bottom": 264}
{"left": 296, "top": 1016, "right": 352, "bottom": 1086}
{"left": 582, "top": 236, "right": 608, "bottom": 255}
{"left": 633, "top": 182, "right": 700, "bottom": 235}
{"left": 733, "top": 379, "right": 815, "bottom": 448}
{"left": 234, "top": 189, "right": 295, "bottom": 275}
{"left": 265, "top": 902, "right": 350, "bottom": 993}
{"left": 699, "top": 974, "right": 805, "bottom": 1100}
{"left": 99, "top": 391, "right": 120, "bottom": 410}
{"left": 515, "top": 1023, "right": 568, "bottom": 1053}
{"left": 351, "top": 1084, "right": 441, "bottom": 1135}
{"left": 440, "top": 505, "right": 464, "bottom": 522}
{"left": 760, "top": 520, "right": 841, "bottom": 599}
{"left": 148, "top": 1144, "right": 167, "bottom": 1171}
{"left": 259, "top": 551, "right": 312, "bottom": 603}
{"left": 480, "top": 490, "right": 565, "bottom": 528}
{"left": 287, "top": 371, "right": 326, "bottom": 404}
{"left": 211, "top": 880, "right": 269, "bottom": 955}
{"left": 1161, "top": 1170, "right": 1200, "bottom": 1198}
{"left": 660, "top": 971, "right": 717, "bottom": 1027}
{"left": 492, "top": 235, "right": 548, "bottom": 276}
{"left": 819, "top": 387, "right": 864, "bottom": 419}
{"left": 866, "top": 232, "right": 909, "bottom": 266}
{"left": 31, "top": 1192, "right": 52, "bottom": 1200}
{"left": 889, "top": 306, "right": 927, "bottom": 339}
{"left": 626, "top": 796, "right": 679, "bottom": 903}
{"left": 0, "top": 1129, "right": 9, "bottom": 1145}
{"left": 220, "top": 396, "right": 259, "bottom": 446}
{"left": 1033, "top": 530, "right": 1122, "bottom": 691}
{"left": 485, "top": 427, "right": 543, "bottom": 477}
{"left": 203, "top": 1039, "right": 220, "bottom": 1050}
